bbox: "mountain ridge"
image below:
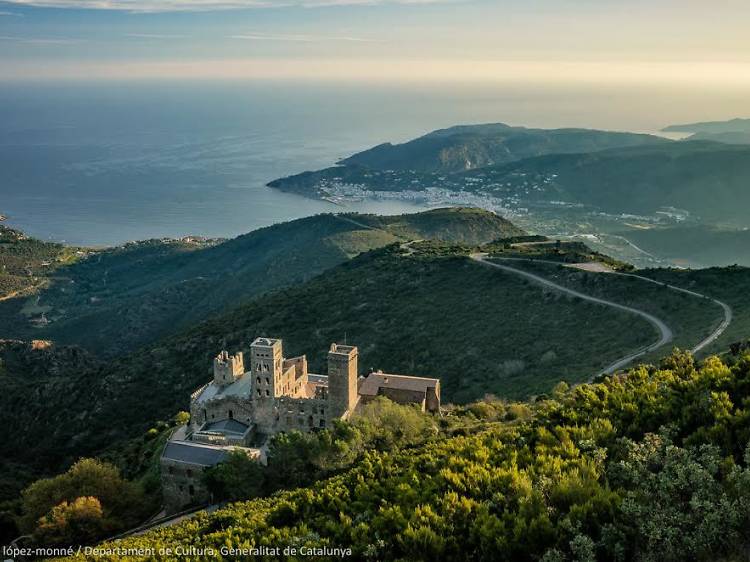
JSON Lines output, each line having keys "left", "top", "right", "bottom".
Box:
{"left": 339, "top": 122, "right": 670, "bottom": 173}
{"left": 0, "top": 208, "right": 523, "bottom": 356}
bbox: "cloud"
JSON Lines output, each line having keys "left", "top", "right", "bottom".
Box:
{"left": 0, "top": 10, "right": 24, "bottom": 15}
{"left": 124, "top": 33, "right": 187, "bottom": 39}
{"left": 230, "top": 32, "right": 378, "bottom": 42}
{"left": 1, "top": 0, "right": 451, "bottom": 12}
{"left": 0, "top": 34, "right": 84, "bottom": 44}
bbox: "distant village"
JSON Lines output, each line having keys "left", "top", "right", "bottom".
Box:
{"left": 161, "top": 337, "right": 441, "bottom": 512}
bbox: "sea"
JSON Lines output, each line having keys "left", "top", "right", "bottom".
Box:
{"left": 1, "top": 79, "right": 747, "bottom": 246}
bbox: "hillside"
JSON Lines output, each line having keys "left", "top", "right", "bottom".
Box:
{"left": 640, "top": 266, "right": 750, "bottom": 354}
{"left": 663, "top": 118, "right": 750, "bottom": 145}
{"left": 616, "top": 225, "right": 750, "bottom": 268}
{"left": 684, "top": 131, "right": 750, "bottom": 144}
{"left": 1, "top": 240, "right": 730, "bottom": 494}
{"left": 72, "top": 347, "right": 750, "bottom": 562}
{"left": 0, "top": 208, "right": 522, "bottom": 356}
{"left": 663, "top": 117, "right": 750, "bottom": 134}
{"left": 0, "top": 225, "right": 80, "bottom": 300}
{"left": 466, "top": 141, "right": 750, "bottom": 225}
{"left": 339, "top": 123, "right": 669, "bottom": 172}
{"left": 0, "top": 340, "right": 101, "bottom": 501}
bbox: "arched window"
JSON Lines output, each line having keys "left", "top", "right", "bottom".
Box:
{"left": 228, "top": 410, "right": 234, "bottom": 420}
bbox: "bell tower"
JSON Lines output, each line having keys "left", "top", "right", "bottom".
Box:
{"left": 250, "top": 337, "right": 283, "bottom": 400}
{"left": 327, "top": 343, "right": 358, "bottom": 419}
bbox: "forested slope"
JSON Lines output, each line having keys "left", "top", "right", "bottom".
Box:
{"left": 75, "top": 348, "right": 750, "bottom": 562}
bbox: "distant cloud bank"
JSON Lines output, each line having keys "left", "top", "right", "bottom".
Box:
{"left": 3, "top": 0, "right": 449, "bottom": 12}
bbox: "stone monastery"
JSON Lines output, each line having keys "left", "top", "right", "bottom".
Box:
{"left": 161, "top": 337, "right": 441, "bottom": 511}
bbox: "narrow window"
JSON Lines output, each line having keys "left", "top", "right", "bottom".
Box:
{"left": 188, "top": 485, "right": 195, "bottom": 496}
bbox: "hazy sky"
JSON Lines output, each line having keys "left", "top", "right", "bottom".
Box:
{"left": 1, "top": 0, "right": 750, "bottom": 83}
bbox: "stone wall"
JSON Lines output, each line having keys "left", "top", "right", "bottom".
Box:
{"left": 160, "top": 459, "right": 211, "bottom": 513}
{"left": 276, "top": 396, "right": 329, "bottom": 432}
{"left": 190, "top": 397, "right": 254, "bottom": 431}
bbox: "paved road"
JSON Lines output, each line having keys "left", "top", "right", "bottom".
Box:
{"left": 471, "top": 254, "right": 733, "bottom": 379}
{"left": 470, "top": 253, "right": 678, "bottom": 379}
{"left": 615, "top": 271, "right": 733, "bottom": 354}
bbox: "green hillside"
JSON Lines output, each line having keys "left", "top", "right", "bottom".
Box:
{"left": 617, "top": 225, "right": 750, "bottom": 268}
{"left": 663, "top": 117, "right": 750, "bottom": 134}
{"left": 0, "top": 208, "right": 522, "bottom": 356}
{"left": 71, "top": 347, "right": 750, "bottom": 562}
{"left": 489, "top": 259, "right": 723, "bottom": 354}
{"left": 686, "top": 131, "right": 750, "bottom": 144}
{"left": 470, "top": 141, "right": 750, "bottom": 225}
{"left": 1, "top": 241, "right": 726, "bottom": 486}
{"left": 340, "top": 123, "right": 669, "bottom": 172}
{"left": 641, "top": 266, "right": 750, "bottom": 355}
{"left": 0, "top": 225, "right": 80, "bottom": 300}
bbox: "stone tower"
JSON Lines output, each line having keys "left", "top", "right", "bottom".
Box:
{"left": 213, "top": 350, "right": 244, "bottom": 386}
{"left": 250, "top": 337, "right": 283, "bottom": 400}
{"left": 327, "top": 343, "right": 358, "bottom": 419}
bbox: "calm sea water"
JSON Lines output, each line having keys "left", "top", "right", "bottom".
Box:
{"left": 1, "top": 80, "right": 747, "bottom": 246}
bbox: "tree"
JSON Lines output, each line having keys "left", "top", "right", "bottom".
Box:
{"left": 203, "top": 451, "right": 265, "bottom": 501}
{"left": 20, "top": 459, "right": 148, "bottom": 546}
{"left": 35, "top": 496, "right": 109, "bottom": 546}
{"left": 352, "top": 396, "right": 437, "bottom": 450}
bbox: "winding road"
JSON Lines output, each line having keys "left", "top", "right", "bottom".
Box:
{"left": 469, "top": 253, "right": 733, "bottom": 378}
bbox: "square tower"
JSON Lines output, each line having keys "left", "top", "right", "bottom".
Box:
{"left": 213, "top": 350, "right": 244, "bottom": 386}
{"left": 327, "top": 343, "right": 358, "bottom": 419}
{"left": 250, "top": 337, "right": 283, "bottom": 400}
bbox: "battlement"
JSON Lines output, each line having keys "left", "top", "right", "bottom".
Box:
{"left": 213, "top": 350, "right": 244, "bottom": 386}
{"left": 329, "top": 343, "right": 357, "bottom": 357}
